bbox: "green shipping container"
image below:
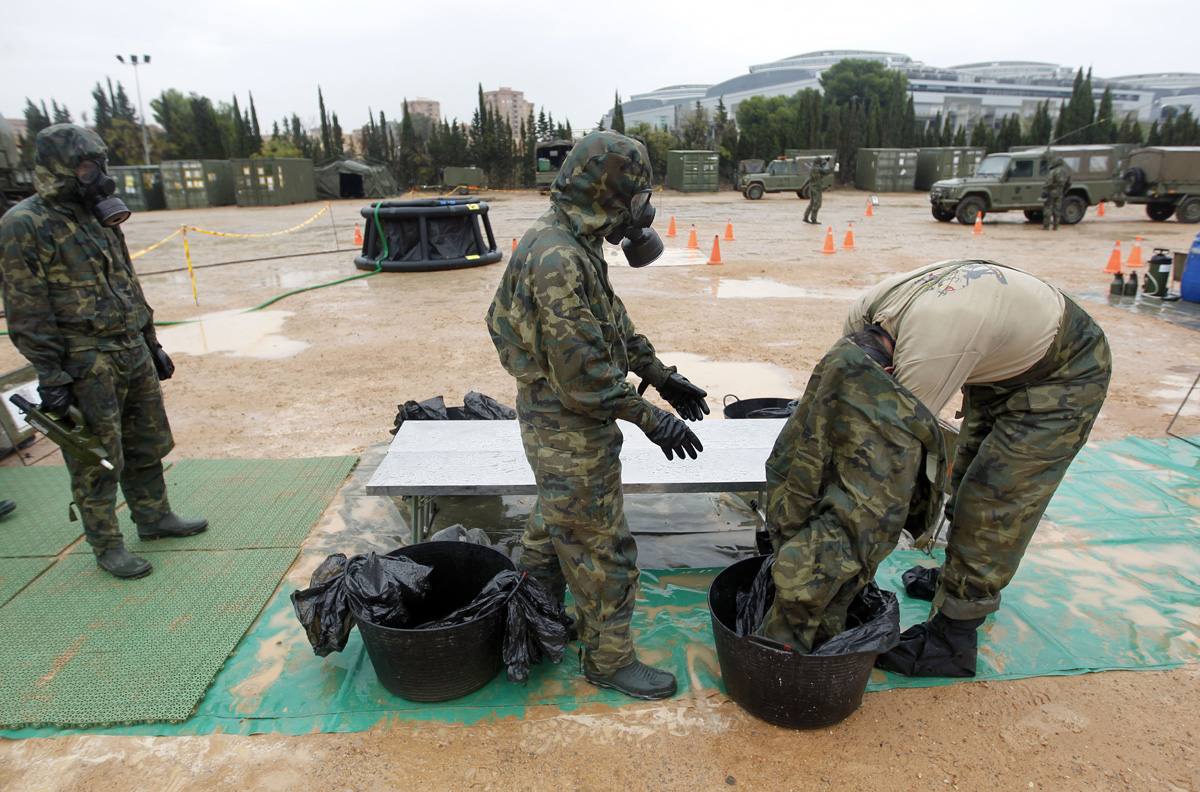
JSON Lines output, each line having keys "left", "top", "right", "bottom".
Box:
{"left": 855, "top": 148, "right": 920, "bottom": 192}
{"left": 111, "top": 165, "right": 166, "bottom": 212}
{"left": 161, "top": 160, "right": 235, "bottom": 209}
{"left": 915, "top": 147, "right": 986, "bottom": 190}
{"left": 666, "top": 150, "right": 719, "bottom": 192}
{"left": 232, "top": 158, "right": 317, "bottom": 207}
{"left": 442, "top": 166, "right": 487, "bottom": 189}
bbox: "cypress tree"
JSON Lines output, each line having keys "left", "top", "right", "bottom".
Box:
{"left": 612, "top": 91, "right": 625, "bottom": 133}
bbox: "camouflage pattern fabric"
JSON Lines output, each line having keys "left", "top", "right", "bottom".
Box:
{"left": 760, "top": 338, "right": 946, "bottom": 651}
{"left": 0, "top": 124, "right": 173, "bottom": 554}
{"left": 1042, "top": 159, "right": 1071, "bottom": 230}
{"left": 936, "top": 298, "right": 1110, "bottom": 619}
{"left": 802, "top": 161, "right": 829, "bottom": 224}
{"left": 486, "top": 131, "right": 667, "bottom": 675}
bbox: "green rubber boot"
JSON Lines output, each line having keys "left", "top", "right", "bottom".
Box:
{"left": 97, "top": 547, "right": 153, "bottom": 579}
{"left": 137, "top": 512, "right": 208, "bottom": 541}
{"left": 585, "top": 659, "right": 677, "bottom": 700}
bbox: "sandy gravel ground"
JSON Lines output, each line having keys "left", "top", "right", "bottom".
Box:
{"left": 1, "top": 189, "right": 1197, "bottom": 790}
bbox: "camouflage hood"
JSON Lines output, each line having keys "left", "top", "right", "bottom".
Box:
{"left": 33, "top": 123, "right": 107, "bottom": 205}
{"left": 550, "top": 131, "right": 652, "bottom": 239}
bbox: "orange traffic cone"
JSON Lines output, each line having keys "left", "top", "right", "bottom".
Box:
{"left": 708, "top": 235, "right": 723, "bottom": 265}
{"left": 724, "top": 220, "right": 735, "bottom": 241}
{"left": 686, "top": 225, "right": 699, "bottom": 249}
{"left": 1104, "top": 241, "right": 1122, "bottom": 274}
{"left": 865, "top": 198, "right": 874, "bottom": 218}
{"left": 1126, "top": 235, "right": 1144, "bottom": 269}
{"left": 842, "top": 222, "right": 856, "bottom": 251}
{"left": 972, "top": 211, "right": 984, "bottom": 235}
{"left": 511, "top": 238, "right": 517, "bottom": 253}
{"left": 353, "top": 225, "right": 364, "bottom": 246}
{"left": 1097, "top": 200, "right": 1106, "bottom": 217}
{"left": 821, "top": 226, "right": 836, "bottom": 254}
{"left": 666, "top": 215, "right": 677, "bottom": 238}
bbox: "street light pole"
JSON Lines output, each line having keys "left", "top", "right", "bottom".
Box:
{"left": 116, "top": 54, "right": 152, "bottom": 165}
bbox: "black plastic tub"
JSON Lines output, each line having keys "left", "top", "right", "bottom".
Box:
{"left": 355, "top": 541, "right": 514, "bottom": 702}
{"left": 722, "top": 394, "right": 794, "bottom": 420}
{"left": 709, "top": 555, "right": 877, "bottom": 728}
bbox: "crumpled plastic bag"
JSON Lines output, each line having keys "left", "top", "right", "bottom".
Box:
{"left": 291, "top": 552, "right": 433, "bottom": 656}
{"left": 420, "top": 570, "right": 569, "bottom": 683}
{"left": 901, "top": 564, "right": 940, "bottom": 601}
{"left": 428, "top": 523, "right": 523, "bottom": 564}
{"left": 735, "top": 556, "right": 901, "bottom": 656}
{"left": 391, "top": 391, "right": 516, "bottom": 435}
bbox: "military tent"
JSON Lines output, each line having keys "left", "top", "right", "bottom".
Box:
{"left": 315, "top": 159, "right": 398, "bottom": 199}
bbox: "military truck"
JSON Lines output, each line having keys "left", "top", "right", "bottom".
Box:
{"left": 534, "top": 139, "right": 574, "bottom": 190}
{"left": 929, "top": 145, "right": 1126, "bottom": 225}
{"left": 0, "top": 116, "right": 34, "bottom": 216}
{"left": 1121, "top": 147, "right": 1200, "bottom": 223}
{"left": 739, "top": 156, "right": 836, "bottom": 200}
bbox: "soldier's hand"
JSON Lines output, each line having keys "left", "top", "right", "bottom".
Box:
{"left": 656, "top": 371, "right": 710, "bottom": 422}
{"left": 644, "top": 407, "right": 704, "bottom": 461}
{"left": 38, "top": 384, "right": 74, "bottom": 416}
{"left": 150, "top": 345, "right": 175, "bottom": 381}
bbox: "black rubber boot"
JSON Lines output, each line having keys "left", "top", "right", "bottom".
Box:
{"left": 137, "top": 512, "right": 208, "bottom": 540}
{"left": 0, "top": 500, "right": 15, "bottom": 520}
{"left": 585, "top": 659, "right": 678, "bottom": 700}
{"left": 875, "top": 613, "right": 985, "bottom": 677}
{"left": 901, "top": 565, "right": 940, "bottom": 601}
{"left": 97, "top": 546, "right": 153, "bottom": 579}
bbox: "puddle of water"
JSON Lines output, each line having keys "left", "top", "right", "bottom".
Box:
{"left": 606, "top": 246, "right": 707, "bottom": 268}
{"left": 699, "top": 276, "right": 860, "bottom": 301}
{"left": 157, "top": 309, "right": 309, "bottom": 360}
{"left": 656, "top": 351, "right": 799, "bottom": 409}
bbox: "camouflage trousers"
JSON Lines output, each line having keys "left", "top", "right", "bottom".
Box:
{"left": 803, "top": 191, "right": 823, "bottom": 223}
{"left": 517, "top": 413, "right": 638, "bottom": 676}
{"left": 936, "top": 299, "right": 1111, "bottom": 619}
{"left": 1042, "top": 190, "right": 1063, "bottom": 229}
{"left": 63, "top": 343, "right": 175, "bottom": 554}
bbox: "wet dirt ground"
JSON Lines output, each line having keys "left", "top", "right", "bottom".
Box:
{"left": 1, "top": 190, "right": 1198, "bottom": 789}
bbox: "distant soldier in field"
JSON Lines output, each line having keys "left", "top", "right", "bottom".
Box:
{"left": 802, "top": 156, "right": 831, "bottom": 225}
{"left": 1042, "top": 156, "right": 1072, "bottom": 230}
{"left": 0, "top": 124, "right": 207, "bottom": 580}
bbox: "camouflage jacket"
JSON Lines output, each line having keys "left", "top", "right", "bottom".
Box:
{"left": 765, "top": 339, "right": 946, "bottom": 549}
{"left": 803, "top": 162, "right": 829, "bottom": 195}
{"left": 486, "top": 132, "right": 666, "bottom": 431}
{"left": 1044, "top": 162, "right": 1071, "bottom": 194}
{"left": 0, "top": 125, "right": 155, "bottom": 387}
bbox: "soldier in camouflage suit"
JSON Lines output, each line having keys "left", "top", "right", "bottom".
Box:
{"left": 801, "top": 157, "right": 831, "bottom": 225}
{"left": 760, "top": 332, "right": 946, "bottom": 651}
{"left": 0, "top": 124, "right": 207, "bottom": 580}
{"left": 1042, "top": 156, "right": 1071, "bottom": 230}
{"left": 487, "top": 131, "right": 708, "bottom": 700}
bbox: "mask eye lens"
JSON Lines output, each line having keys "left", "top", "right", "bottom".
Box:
{"left": 75, "top": 160, "right": 100, "bottom": 184}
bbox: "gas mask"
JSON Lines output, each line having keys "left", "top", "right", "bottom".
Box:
{"left": 75, "top": 158, "right": 131, "bottom": 227}
{"left": 605, "top": 189, "right": 662, "bottom": 268}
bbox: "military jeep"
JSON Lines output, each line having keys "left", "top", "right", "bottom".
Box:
{"left": 929, "top": 145, "right": 1126, "bottom": 225}
{"left": 739, "top": 156, "right": 836, "bottom": 200}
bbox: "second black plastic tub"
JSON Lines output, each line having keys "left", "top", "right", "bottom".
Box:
{"left": 709, "top": 555, "right": 878, "bottom": 728}
{"left": 356, "top": 541, "right": 515, "bottom": 702}
{"left": 722, "top": 395, "right": 793, "bottom": 419}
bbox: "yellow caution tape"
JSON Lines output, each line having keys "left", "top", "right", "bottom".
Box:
{"left": 186, "top": 204, "right": 329, "bottom": 239}
{"left": 181, "top": 226, "right": 199, "bottom": 306}
{"left": 129, "top": 227, "right": 183, "bottom": 260}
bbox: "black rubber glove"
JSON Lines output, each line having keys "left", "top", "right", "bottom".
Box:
{"left": 149, "top": 345, "right": 175, "bottom": 381}
{"left": 38, "top": 384, "right": 74, "bottom": 415}
{"left": 644, "top": 406, "right": 704, "bottom": 461}
{"left": 638, "top": 370, "right": 710, "bottom": 422}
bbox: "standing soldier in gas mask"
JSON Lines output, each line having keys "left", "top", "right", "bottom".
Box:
{"left": 0, "top": 124, "right": 207, "bottom": 579}
{"left": 802, "top": 156, "right": 831, "bottom": 225}
{"left": 487, "top": 131, "right": 708, "bottom": 699}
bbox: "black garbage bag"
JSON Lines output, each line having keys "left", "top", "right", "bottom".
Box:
{"left": 734, "top": 556, "right": 901, "bottom": 656}
{"left": 901, "top": 564, "right": 940, "bottom": 601}
{"left": 420, "top": 570, "right": 570, "bottom": 683}
{"left": 291, "top": 552, "right": 433, "bottom": 656}
{"left": 391, "top": 392, "right": 516, "bottom": 435}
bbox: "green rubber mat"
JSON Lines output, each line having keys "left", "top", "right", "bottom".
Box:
{"left": 0, "top": 548, "right": 298, "bottom": 728}
{"left": 1, "top": 436, "right": 1197, "bottom": 738}
{"left": 0, "top": 467, "right": 80, "bottom": 557}
{"left": 0, "top": 557, "right": 53, "bottom": 607}
{"left": 67, "top": 456, "right": 356, "bottom": 553}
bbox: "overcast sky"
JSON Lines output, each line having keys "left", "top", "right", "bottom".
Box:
{"left": 4, "top": 0, "right": 1195, "bottom": 134}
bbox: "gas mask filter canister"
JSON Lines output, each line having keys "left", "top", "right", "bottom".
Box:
{"left": 76, "top": 159, "right": 132, "bottom": 227}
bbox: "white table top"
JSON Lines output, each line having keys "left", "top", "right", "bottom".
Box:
{"left": 364, "top": 419, "right": 786, "bottom": 496}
